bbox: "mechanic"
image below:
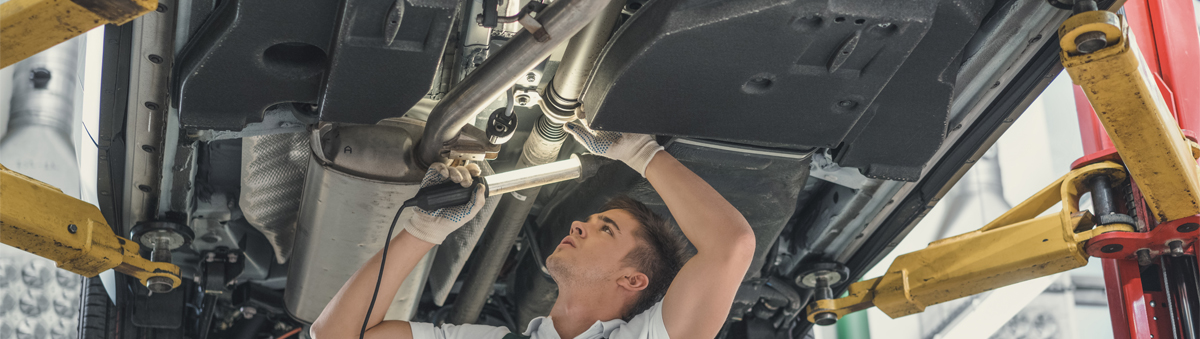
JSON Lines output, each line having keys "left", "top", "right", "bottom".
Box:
{"left": 311, "top": 121, "right": 757, "bottom": 339}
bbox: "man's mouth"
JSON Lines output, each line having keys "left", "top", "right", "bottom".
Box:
{"left": 559, "top": 237, "right": 577, "bottom": 248}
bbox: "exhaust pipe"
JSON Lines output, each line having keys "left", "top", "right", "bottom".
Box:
{"left": 416, "top": 0, "right": 614, "bottom": 166}
{"left": 447, "top": 0, "right": 625, "bottom": 324}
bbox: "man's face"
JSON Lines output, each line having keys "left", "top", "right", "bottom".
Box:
{"left": 546, "top": 209, "right": 643, "bottom": 285}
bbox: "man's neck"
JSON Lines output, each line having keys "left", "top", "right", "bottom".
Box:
{"left": 547, "top": 285, "right": 626, "bottom": 339}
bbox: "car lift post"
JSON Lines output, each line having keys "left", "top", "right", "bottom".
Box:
{"left": 1075, "top": 0, "right": 1200, "bottom": 338}
{"left": 805, "top": 2, "right": 1200, "bottom": 338}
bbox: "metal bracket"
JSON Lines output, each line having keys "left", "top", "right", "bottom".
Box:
{"left": 476, "top": 1, "right": 551, "bottom": 41}
{"left": 809, "top": 151, "right": 869, "bottom": 189}
{"left": 1087, "top": 216, "right": 1198, "bottom": 260}
{"left": 443, "top": 124, "right": 502, "bottom": 161}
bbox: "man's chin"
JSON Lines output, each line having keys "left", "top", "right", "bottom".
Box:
{"left": 545, "top": 254, "right": 568, "bottom": 279}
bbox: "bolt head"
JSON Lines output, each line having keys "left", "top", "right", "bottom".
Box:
{"left": 1167, "top": 240, "right": 1185, "bottom": 257}
{"left": 1100, "top": 244, "right": 1123, "bottom": 253}
{"left": 67, "top": 224, "right": 77, "bottom": 234}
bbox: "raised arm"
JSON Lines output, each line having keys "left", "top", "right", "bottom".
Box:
{"left": 311, "top": 163, "right": 485, "bottom": 339}
{"left": 564, "top": 122, "right": 756, "bottom": 339}
{"left": 644, "top": 152, "right": 756, "bottom": 338}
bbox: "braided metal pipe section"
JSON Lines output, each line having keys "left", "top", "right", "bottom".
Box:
{"left": 240, "top": 132, "right": 311, "bottom": 263}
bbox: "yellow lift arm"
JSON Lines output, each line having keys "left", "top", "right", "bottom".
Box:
{"left": 0, "top": 0, "right": 157, "bottom": 68}
{"left": 805, "top": 4, "right": 1200, "bottom": 325}
{"left": 0, "top": 164, "right": 181, "bottom": 292}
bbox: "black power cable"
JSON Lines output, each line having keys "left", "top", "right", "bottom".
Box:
{"left": 360, "top": 180, "right": 483, "bottom": 339}
{"left": 360, "top": 201, "right": 412, "bottom": 339}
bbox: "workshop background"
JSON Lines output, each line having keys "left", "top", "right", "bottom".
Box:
{"left": 1, "top": 2, "right": 1199, "bottom": 339}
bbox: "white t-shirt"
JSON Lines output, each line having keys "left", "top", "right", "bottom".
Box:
{"left": 409, "top": 301, "right": 671, "bottom": 339}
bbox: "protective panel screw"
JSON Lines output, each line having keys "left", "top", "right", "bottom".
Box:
{"left": 1167, "top": 241, "right": 1185, "bottom": 257}
{"left": 1178, "top": 223, "right": 1199, "bottom": 233}
{"left": 156, "top": 3, "right": 168, "bottom": 12}
{"left": 144, "top": 101, "right": 160, "bottom": 110}
{"left": 148, "top": 54, "right": 164, "bottom": 64}
{"left": 1100, "top": 244, "right": 1123, "bottom": 253}
{"left": 67, "top": 224, "right": 77, "bottom": 234}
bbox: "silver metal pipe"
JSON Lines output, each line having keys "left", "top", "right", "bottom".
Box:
{"left": 416, "top": 0, "right": 612, "bottom": 166}
{"left": 542, "top": 0, "right": 624, "bottom": 118}
{"left": 0, "top": 38, "right": 85, "bottom": 196}
{"left": 484, "top": 156, "right": 581, "bottom": 196}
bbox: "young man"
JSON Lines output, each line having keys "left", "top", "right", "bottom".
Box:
{"left": 311, "top": 121, "right": 756, "bottom": 339}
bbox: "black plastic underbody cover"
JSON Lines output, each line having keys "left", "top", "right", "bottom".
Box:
{"left": 582, "top": 0, "right": 992, "bottom": 180}
{"left": 174, "top": 0, "right": 457, "bottom": 130}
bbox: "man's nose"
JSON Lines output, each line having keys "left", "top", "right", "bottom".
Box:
{"left": 571, "top": 221, "right": 587, "bottom": 238}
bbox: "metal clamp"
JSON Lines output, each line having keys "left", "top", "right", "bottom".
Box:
{"left": 1087, "top": 216, "right": 1198, "bottom": 260}
{"left": 443, "top": 124, "right": 502, "bottom": 161}
{"left": 477, "top": 1, "right": 551, "bottom": 41}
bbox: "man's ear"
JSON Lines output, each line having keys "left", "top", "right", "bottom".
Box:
{"left": 618, "top": 272, "right": 649, "bottom": 292}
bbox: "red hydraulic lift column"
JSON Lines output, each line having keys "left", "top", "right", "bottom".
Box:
{"left": 1074, "top": 1, "right": 1200, "bottom": 338}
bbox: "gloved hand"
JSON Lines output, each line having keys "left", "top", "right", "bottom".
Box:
{"left": 403, "top": 162, "right": 486, "bottom": 244}
{"left": 564, "top": 120, "right": 663, "bottom": 177}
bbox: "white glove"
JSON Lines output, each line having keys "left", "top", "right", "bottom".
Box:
{"left": 403, "top": 162, "right": 486, "bottom": 244}
{"left": 564, "top": 121, "right": 663, "bottom": 177}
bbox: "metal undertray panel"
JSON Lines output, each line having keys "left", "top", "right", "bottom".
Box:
{"left": 581, "top": 0, "right": 992, "bottom": 180}
{"left": 173, "top": 0, "right": 457, "bottom": 130}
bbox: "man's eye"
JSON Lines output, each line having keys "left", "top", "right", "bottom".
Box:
{"left": 602, "top": 226, "right": 613, "bottom": 235}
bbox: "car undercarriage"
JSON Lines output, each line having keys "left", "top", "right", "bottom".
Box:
{"left": 1, "top": 0, "right": 1122, "bottom": 338}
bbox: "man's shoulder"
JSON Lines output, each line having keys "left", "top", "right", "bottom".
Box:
{"left": 607, "top": 301, "right": 670, "bottom": 339}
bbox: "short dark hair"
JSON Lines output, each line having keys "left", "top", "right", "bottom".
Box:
{"left": 600, "top": 195, "right": 688, "bottom": 321}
